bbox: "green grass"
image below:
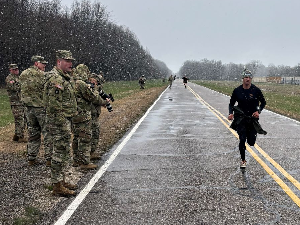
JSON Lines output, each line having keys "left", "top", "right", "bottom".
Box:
{"left": 13, "top": 206, "right": 42, "bottom": 225}
{"left": 193, "top": 80, "right": 300, "bottom": 121}
{"left": 193, "top": 80, "right": 239, "bottom": 96}
{"left": 0, "top": 89, "right": 14, "bottom": 128}
{"left": 0, "top": 79, "right": 168, "bottom": 128}
{"left": 102, "top": 79, "right": 167, "bottom": 100}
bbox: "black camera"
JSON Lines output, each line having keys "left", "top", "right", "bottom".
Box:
{"left": 86, "top": 81, "right": 114, "bottom": 112}
{"left": 99, "top": 90, "right": 114, "bottom": 112}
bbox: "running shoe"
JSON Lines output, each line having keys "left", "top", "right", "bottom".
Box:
{"left": 240, "top": 161, "right": 246, "bottom": 168}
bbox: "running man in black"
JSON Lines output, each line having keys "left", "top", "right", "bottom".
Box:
{"left": 182, "top": 75, "right": 189, "bottom": 88}
{"left": 228, "top": 69, "right": 266, "bottom": 168}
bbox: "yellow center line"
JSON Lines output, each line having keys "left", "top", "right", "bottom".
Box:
{"left": 253, "top": 144, "right": 300, "bottom": 190}
{"left": 189, "top": 87, "right": 300, "bottom": 191}
{"left": 188, "top": 86, "right": 300, "bottom": 208}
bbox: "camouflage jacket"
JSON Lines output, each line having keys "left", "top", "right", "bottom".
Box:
{"left": 19, "top": 66, "right": 45, "bottom": 107}
{"left": 43, "top": 67, "right": 77, "bottom": 123}
{"left": 139, "top": 77, "right": 146, "bottom": 84}
{"left": 5, "top": 73, "right": 22, "bottom": 106}
{"left": 73, "top": 79, "right": 102, "bottom": 123}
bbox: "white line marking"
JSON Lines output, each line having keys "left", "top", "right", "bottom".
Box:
{"left": 54, "top": 87, "right": 168, "bottom": 225}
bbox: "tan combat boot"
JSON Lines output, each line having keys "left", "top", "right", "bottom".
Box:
{"left": 52, "top": 182, "right": 76, "bottom": 197}
{"left": 63, "top": 181, "right": 78, "bottom": 190}
{"left": 18, "top": 137, "right": 28, "bottom": 143}
{"left": 90, "top": 152, "right": 101, "bottom": 160}
{"left": 28, "top": 160, "right": 37, "bottom": 166}
{"left": 79, "top": 163, "right": 98, "bottom": 170}
{"left": 46, "top": 160, "right": 51, "bottom": 167}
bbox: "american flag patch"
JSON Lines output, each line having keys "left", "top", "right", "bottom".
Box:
{"left": 55, "top": 84, "right": 62, "bottom": 89}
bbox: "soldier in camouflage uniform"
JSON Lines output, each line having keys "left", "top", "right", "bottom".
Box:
{"left": 72, "top": 64, "right": 104, "bottom": 170}
{"left": 43, "top": 50, "right": 78, "bottom": 197}
{"left": 168, "top": 74, "right": 173, "bottom": 89}
{"left": 19, "top": 55, "right": 52, "bottom": 166}
{"left": 5, "top": 64, "right": 27, "bottom": 142}
{"left": 89, "top": 72, "right": 107, "bottom": 160}
{"left": 138, "top": 75, "right": 146, "bottom": 89}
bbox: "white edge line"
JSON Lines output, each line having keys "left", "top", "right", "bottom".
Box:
{"left": 54, "top": 87, "right": 168, "bottom": 225}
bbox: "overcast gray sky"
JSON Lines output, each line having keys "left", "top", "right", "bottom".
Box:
{"left": 61, "top": 0, "right": 300, "bottom": 72}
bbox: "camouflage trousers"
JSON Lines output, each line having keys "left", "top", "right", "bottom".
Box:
{"left": 26, "top": 107, "right": 52, "bottom": 161}
{"left": 48, "top": 117, "right": 72, "bottom": 184}
{"left": 72, "top": 119, "right": 92, "bottom": 165}
{"left": 91, "top": 113, "right": 100, "bottom": 154}
{"left": 11, "top": 105, "right": 26, "bottom": 138}
{"left": 43, "top": 121, "right": 53, "bottom": 161}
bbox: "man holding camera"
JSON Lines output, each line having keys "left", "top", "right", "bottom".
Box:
{"left": 72, "top": 64, "right": 105, "bottom": 170}
{"left": 89, "top": 72, "right": 108, "bottom": 160}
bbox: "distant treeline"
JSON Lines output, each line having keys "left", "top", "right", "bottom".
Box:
{"left": 0, "top": 0, "right": 172, "bottom": 86}
{"left": 178, "top": 59, "right": 300, "bottom": 81}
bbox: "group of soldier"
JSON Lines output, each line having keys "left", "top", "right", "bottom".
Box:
{"left": 167, "top": 74, "right": 189, "bottom": 89}
{"left": 5, "top": 50, "right": 109, "bottom": 197}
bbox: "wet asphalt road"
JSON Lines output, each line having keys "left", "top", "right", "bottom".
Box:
{"left": 54, "top": 80, "right": 300, "bottom": 225}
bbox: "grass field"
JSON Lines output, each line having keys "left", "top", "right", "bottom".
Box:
{"left": 194, "top": 80, "right": 300, "bottom": 121}
{"left": 0, "top": 79, "right": 168, "bottom": 128}
{"left": 102, "top": 79, "right": 167, "bottom": 99}
{"left": 0, "top": 89, "right": 13, "bottom": 128}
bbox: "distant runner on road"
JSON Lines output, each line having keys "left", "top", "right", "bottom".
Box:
{"left": 228, "top": 68, "right": 267, "bottom": 168}
{"left": 182, "top": 75, "right": 189, "bottom": 88}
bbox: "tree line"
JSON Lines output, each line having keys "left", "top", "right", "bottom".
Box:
{"left": 0, "top": 0, "right": 172, "bottom": 86}
{"left": 178, "top": 59, "right": 300, "bottom": 81}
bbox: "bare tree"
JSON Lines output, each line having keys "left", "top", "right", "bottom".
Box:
{"left": 0, "top": 0, "right": 168, "bottom": 86}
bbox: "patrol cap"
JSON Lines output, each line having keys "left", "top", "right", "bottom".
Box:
{"left": 89, "top": 72, "right": 104, "bottom": 84}
{"left": 242, "top": 69, "right": 253, "bottom": 78}
{"left": 9, "top": 64, "right": 18, "bottom": 69}
{"left": 56, "top": 50, "right": 75, "bottom": 60}
{"left": 76, "top": 64, "right": 90, "bottom": 73}
{"left": 74, "top": 64, "right": 89, "bottom": 81}
{"left": 31, "top": 55, "right": 48, "bottom": 64}
{"left": 90, "top": 72, "right": 98, "bottom": 78}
